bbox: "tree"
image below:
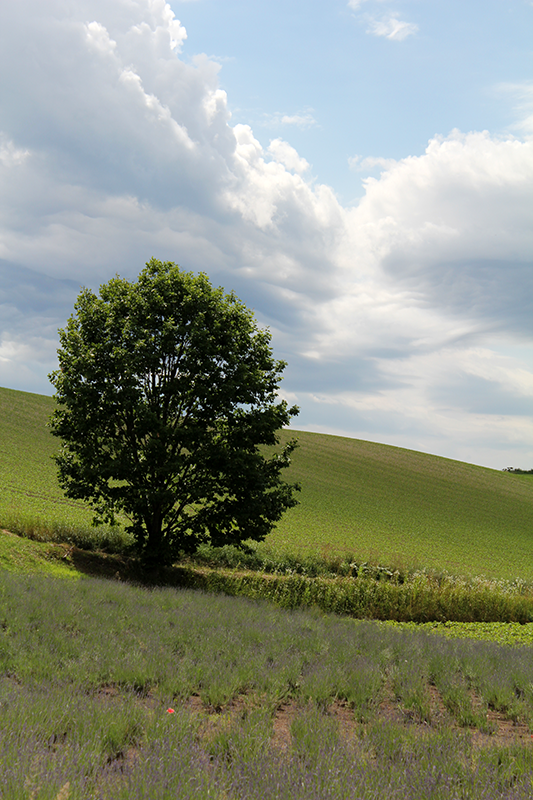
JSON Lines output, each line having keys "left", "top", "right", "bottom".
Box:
{"left": 49, "top": 259, "right": 300, "bottom": 566}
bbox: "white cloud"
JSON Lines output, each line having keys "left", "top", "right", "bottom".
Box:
{"left": 495, "top": 81, "right": 533, "bottom": 137}
{"left": 353, "top": 130, "right": 533, "bottom": 274}
{"left": 348, "top": 154, "right": 398, "bottom": 173}
{"left": 0, "top": 1, "right": 531, "bottom": 467}
{"left": 0, "top": 135, "right": 30, "bottom": 167}
{"left": 281, "top": 113, "right": 317, "bottom": 127}
{"left": 268, "top": 139, "right": 310, "bottom": 174}
{"left": 85, "top": 20, "right": 118, "bottom": 55}
{"left": 347, "top": 1, "right": 418, "bottom": 41}
{"left": 366, "top": 15, "right": 418, "bottom": 40}
{"left": 0, "top": 338, "right": 31, "bottom": 364}
{"left": 262, "top": 111, "right": 317, "bottom": 129}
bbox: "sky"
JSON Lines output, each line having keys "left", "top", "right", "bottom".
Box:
{"left": 0, "top": 0, "right": 532, "bottom": 470}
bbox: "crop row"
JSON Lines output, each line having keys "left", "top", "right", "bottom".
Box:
{"left": 3, "top": 681, "right": 533, "bottom": 800}
{"left": 2, "top": 571, "right": 533, "bottom": 797}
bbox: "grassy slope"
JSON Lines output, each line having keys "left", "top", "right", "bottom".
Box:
{"left": 1, "top": 386, "right": 532, "bottom": 581}
{"left": 0, "top": 386, "right": 95, "bottom": 530}
{"left": 271, "top": 430, "right": 533, "bottom": 580}
{"left": 0, "top": 529, "right": 78, "bottom": 579}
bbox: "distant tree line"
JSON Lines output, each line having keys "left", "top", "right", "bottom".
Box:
{"left": 502, "top": 467, "right": 533, "bottom": 474}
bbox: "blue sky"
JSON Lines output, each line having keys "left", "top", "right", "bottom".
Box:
{"left": 177, "top": 0, "right": 532, "bottom": 201}
{"left": 0, "top": 0, "right": 531, "bottom": 469}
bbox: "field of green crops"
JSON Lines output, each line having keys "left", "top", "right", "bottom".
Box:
{"left": 0, "top": 387, "right": 94, "bottom": 528}
{"left": 1, "top": 385, "right": 532, "bottom": 581}
{"left": 0, "top": 387, "right": 132, "bottom": 551}
{"left": 272, "top": 428, "right": 533, "bottom": 581}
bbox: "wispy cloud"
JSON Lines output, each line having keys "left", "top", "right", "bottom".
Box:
{"left": 494, "top": 80, "right": 533, "bottom": 136}
{"left": 349, "top": 154, "right": 398, "bottom": 172}
{"left": 262, "top": 111, "right": 317, "bottom": 129}
{"left": 366, "top": 14, "right": 418, "bottom": 40}
{"left": 348, "top": 1, "right": 419, "bottom": 41}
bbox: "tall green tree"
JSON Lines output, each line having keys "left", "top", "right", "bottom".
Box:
{"left": 49, "top": 259, "right": 299, "bottom": 565}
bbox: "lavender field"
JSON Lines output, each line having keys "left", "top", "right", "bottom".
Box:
{"left": 2, "top": 570, "right": 533, "bottom": 798}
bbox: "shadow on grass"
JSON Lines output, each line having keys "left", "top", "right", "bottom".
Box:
{"left": 58, "top": 543, "right": 191, "bottom": 588}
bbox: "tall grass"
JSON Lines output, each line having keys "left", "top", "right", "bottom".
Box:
{"left": 2, "top": 571, "right": 533, "bottom": 722}
{"left": 176, "top": 561, "right": 533, "bottom": 623}
{"left": 3, "top": 526, "right": 533, "bottom": 624}
{"left": 0, "top": 508, "right": 134, "bottom": 553}
{"left": 5, "top": 688, "right": 533, "bottom": 799}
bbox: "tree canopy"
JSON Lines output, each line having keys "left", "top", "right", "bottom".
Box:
{"left": 49, "top": 259, "right": 300, "bottom": 565}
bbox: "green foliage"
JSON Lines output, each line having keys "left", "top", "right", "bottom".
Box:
{"left": 191, "top": 542, "right": 404, "bottom": 580}
{"left": 177, "top": 565, "right": 533, "bottom": 623}
{"left": 48, "top": 259, "right": 299, "bottom": 565}
{"left": 387, "top": 620, "right": 533, "bottom": 648}
{"left": 502, "top": 467, "right": 533, "bottom": 474}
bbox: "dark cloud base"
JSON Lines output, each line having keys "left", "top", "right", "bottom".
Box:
{"left": 0, "top": 260, "right": 81, "bottom": 322}
{"left": 432, "top": 372, "right": 533, "bottom": 417}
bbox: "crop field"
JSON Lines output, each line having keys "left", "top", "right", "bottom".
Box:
{"left": 0, "top": 387, "right": 132, "bottom": 552}
{"left": 3, "top": 570, "right": 533, "bottom": 799}
{"left": 272, "top": 428, "right": 533, "bottom": 581}
{"left": 1, "top": 386, "right": 533, "bottom": 581}
{"left": 0, "top": 387, "right": 92, "bottom": 529}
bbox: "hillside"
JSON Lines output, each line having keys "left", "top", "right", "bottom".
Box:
{"left": 0, "top": 386, "right": 95, "bottom": 533}
{"left": 273, "top": 429, "right": 533, "bottom": 580}
{"left": 1, "top": 386, "right": 532, "bottom": 581}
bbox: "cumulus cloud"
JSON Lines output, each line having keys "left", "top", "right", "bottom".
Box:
{"left": 268, "top": 139, "right": 310, "bottom": 174}
{"left": 351, "top": 131, "right": 533, "bottom": 335}
{"left": 0, "top": 1, "right": 531, "bottom": 468}
{"left": 292, "top": 128, "right": 533, "bottom": 463}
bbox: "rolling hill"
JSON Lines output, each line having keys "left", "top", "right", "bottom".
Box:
{"left": 1, "top": 386, "right": 532, "bottom": 581}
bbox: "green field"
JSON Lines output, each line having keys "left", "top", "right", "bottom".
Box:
{"left": 0, "top": 386, "right": 132, "bottom": 551}
{"left": 0, "top": 387, "right": 95, "bottom": 529}
{"left": 3, "top": 569, "right": 533, "bottom": 799}
{"left": 4, "top": 386, "right": 533, "bottom": 797}
{"left": 1, "top": 385, "right": 532, "bottom": 581}
{"left": 273, "top": 429, "right": 533, "bottom": 580}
